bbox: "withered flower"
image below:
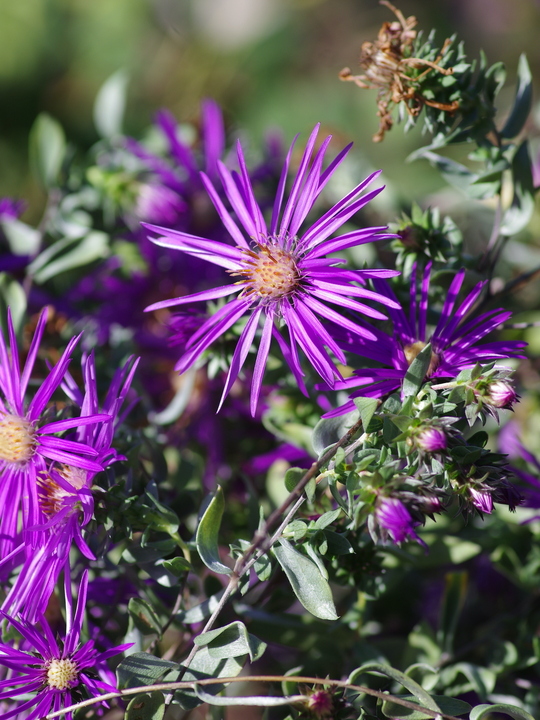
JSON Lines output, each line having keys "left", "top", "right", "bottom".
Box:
{"left": 340, "top": 1, "right": 459, "bottom": 141}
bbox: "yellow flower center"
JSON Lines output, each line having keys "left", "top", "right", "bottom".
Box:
{"left": 38, "top": 465, "right": 87, "bottom": 516}
{"left": 235, "top": 243, "right": 301, "bottom": 300}
{"left": 0, "top": 413, "right": 36, "bottom": 464}
{"left": 46, "top": 657, "right": 79, "bottom": 690}
{"left": 403, "top": 340, "right": 439, "bottom": 376}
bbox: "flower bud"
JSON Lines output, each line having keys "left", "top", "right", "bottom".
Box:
{"left": 307, "top": 689, "right": 333, "bottom": 718}
{"left": 469, "top": 487, "right": 493, "bottom": 514}
{"left": 416, "top": 426, "right": 447, "bottom": 452}
{"left": 135, "top": 183, "right": 186, "bottom": 226}
{"left": 486, "top": 380, "right": 518, "bottom": 409}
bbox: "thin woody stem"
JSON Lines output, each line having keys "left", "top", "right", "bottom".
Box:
{"left": 172, "top": 415, "right": 363, "bottom": 687}
{"left": 45, "top": 673, "right": 463, "bottom": 720}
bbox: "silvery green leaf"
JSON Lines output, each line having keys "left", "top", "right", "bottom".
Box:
{"left": 273, "top": 538, "right": 338, "bottom": 620}
{"left": 353, "top": 396, "right": 379, "bottom": 431}
{"left": 500, "top": 140, "right": 535, "bottom": 236}
{"left": 117, "top": 652, "right": 177, "bottom": 689}
{"left": 29, "top": 113, "right": 66, "bottom": 187}
{"left": 194, "top": 620, "right": 266, "bottom": 662}
{"left": 174, "top": 647, "right": 244, "bottom": 710}
{"left": 126, "top": 692, "right": 165, "bottom": 720}
{"left": 402, "top": 343, "right": 432, "bottom": 398}
{"left": 501, "top": 54, "right": 533, "bottom": 139}
{"left": 175, "top": 591, "right": 224, "bottom": 625}
{"left": 31, "top": 231, "right": 109, "bottom": 284}
{"left": 1, "top": 219, "right": 41, "bottom": 255}
{"left": 94, "top": 69, "right": 129, "bottom": 138}
{"left": 349, "top": 662, "right": 442, "bottom": 715}
{"left": 0, "top": 274, "right": 26, "bottom": 334}
{"left": 195, "top": 486, "right": 232, "bottom": 575}
{"left": 470, "top": 704, "right": 535, "bottom": 720}
{"left": 312, "top": 409, "right": 359, "bottom": 456}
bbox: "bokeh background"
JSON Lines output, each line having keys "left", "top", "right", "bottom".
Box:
{"left": 1, "top": 0, "right": 539, "bottom": 208}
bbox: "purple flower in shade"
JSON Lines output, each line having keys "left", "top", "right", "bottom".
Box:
{"left": 145, "top": 124, "right": 399, "bottom": 415}
{"left": 499, "top": 421, "right": 540, "bottom": 512}
{"left": 325, "top": 261, "right": 526, "bottom": 415}
{"left": 375, "top": 496, "right": 426, "bottom": 547}
{"left": 469, "top": 487, "right": 494, "bottom": 514}
{"left": 134, "top": 182, "right": 187, "bottom": 226}
{"left": 0, "top": 571, "right": 131, "bottom": 720}
{"left": 125, "top": 99, "right": 225, "bottom": 229}
{"left": 0, "top": 199, "right": 25, "bottom": 221}
{"left": 0, "top": 308, "right": 110, "bottom": 561}
{"left": 1, "top": 353, "right": 139, "bottom": 621}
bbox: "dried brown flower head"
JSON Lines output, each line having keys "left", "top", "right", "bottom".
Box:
{"left": 340, "top": 1, "right": 459, "bottom": 142}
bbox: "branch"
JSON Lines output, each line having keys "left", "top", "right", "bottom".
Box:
{"left": 44, "top": 673, "right": 463, "bottom": 720}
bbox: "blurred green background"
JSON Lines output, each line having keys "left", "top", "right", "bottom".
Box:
{"left": 1, "top": 0, "right": 539, "bottom": 203}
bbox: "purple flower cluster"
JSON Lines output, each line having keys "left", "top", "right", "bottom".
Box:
{"left": 0, "top": 308, "right": 137, "bottom": 714}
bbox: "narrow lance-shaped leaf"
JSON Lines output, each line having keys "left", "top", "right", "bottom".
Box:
{"left": 195, "top": 486, "right": 232, "bottom": 575}
{"left": 470, "top": 704, "right": 535, "bottom": 720}
{"left": 500, "top": 140, "right": 535, "bottom": 236}
{"left": 94, "top": 69, "right": 129, "bottom": 138}
{"left": 501, "top": 54, "right": 533, "bottom": 139}
{"left": 402, "top": 343, "right": 432, "bottom": 398}
{"left": 29, "top": 113, "right": 66, "bottom": 187}
{"left": 273, "top": 538, "right": 338, "bottom": 620}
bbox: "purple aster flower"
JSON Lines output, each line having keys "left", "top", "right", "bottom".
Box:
{"left": 2, "top": 353, "right": 139, "bottom": 621}
{"left": 326, "top": 261, "right": 526, "bottom": 415}
{"left": 0, "top": 308, "right": 110, "bottom": 561}
{"left": 145, "top": 124, "right": 399, "bottom": 415}
{"left": 0, "top": 571, "right": 130, "bottom": 720}
{"left": 125, "top": 98, "right": 225, "bottom": 229}
{"left": 375, "top": 497, "right": 426, "bottom": 547}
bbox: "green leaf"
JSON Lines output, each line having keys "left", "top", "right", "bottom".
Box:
{"left": 413, "top": 151, "right": 477, "bottom": 190}
{"left": 142, "top": 492, "right": 180, "bottom": 535}
{"left": 501, "top": 54, "right": 533, "bottom": 139}
{"left": 175, "top": 591, "right": 224, "bottom": 625}
{"left": 254, "top": 552, "right": 273, "bottom": 581}
{"left": 349, "top": 663, "right": 442, "bottom": 715}
{"left": 29, "top": 113, "right": 66, "bottom": 187}
{"left": 162, "top": 557, "right": 191, "bottom": 576}
{"left": 173, "top": 647, "right": 244, "bottom": 710}
{"left": 128, "top": 597, "right": 162, "bottom": 636}
{"left": 438, "top": 572, "right": 467, "bottom": 654}
{"left": 31, "top": 231, "right": 110, "bottom": 284}
{"left": 323, "top": 530, "right": 353, "bottom": 556}
{"left": 470, "top": 704, "right": 535, "bottom": 720}
{"left": 0, "top": 274, "right": 26, "bottom": 334}
{"left": 273, "top": 538, "right": 338, "bottom": 620}
{"left": 117, "top": 652, "right": 177, "bottom": 690}
{"left": 193, "top": 686, "right": 304, "bottom": 707}
{"left": 402, "top": 344, "right": 432, "bottom": 398}
{"left": 284, "top": 467, "right": 307, "bottom": 493}
{"left": 126, "top": 692, "right": 165, "bottom": 720}
{"left": 195, "top": 486, "right": 232, "bottom": 575}
{"left": 94, "top": 69, "right": 129, "bottom": 138}
{"left": 353, "top": 397, "right": 379, "bottom": 431}
{"left": 1, "top": 219, "right": 41, "bottom": 255}
{"left": 313, "top": 508, "right": 342, "bottom": 530}
{"left": 194, "top": 621, "right": 266, "bottom": 662}
{"left": 312, "top": 409, "right": 359, "bottom": 456}
{"left": 381, "top": 694, "right": 470, "bottom": 719}
{"left": 500, "top": 140, "right": 535, "bottom": 236}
